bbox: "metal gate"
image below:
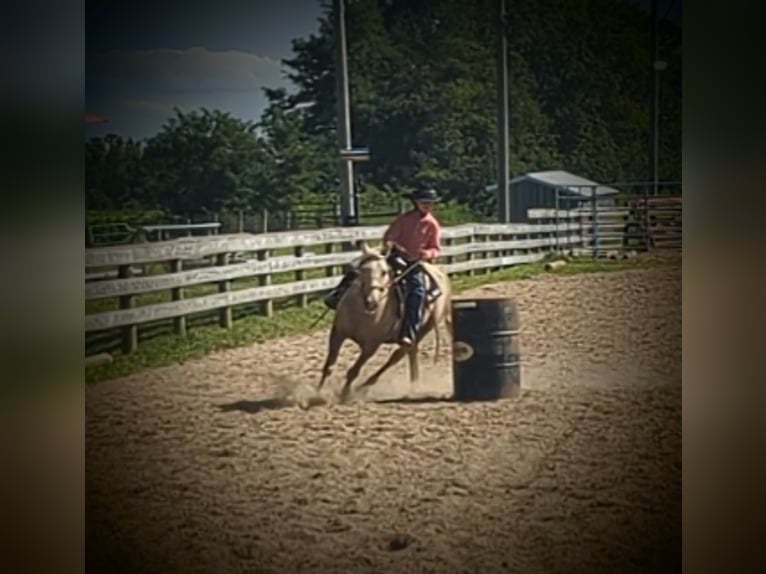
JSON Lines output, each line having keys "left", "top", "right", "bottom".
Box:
{"left": 553, "top": 181, "right": 682, "bottom": 259}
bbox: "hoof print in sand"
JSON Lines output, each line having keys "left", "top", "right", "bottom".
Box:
{"left": 386, "top": 533, "right": 416, "bottom": 551}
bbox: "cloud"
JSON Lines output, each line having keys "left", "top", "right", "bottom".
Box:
{"left": 88, "top": 46, "right": 288, "bottom": 96}
{"left": 86, "top": 47, "right": 293, "bottom": 139}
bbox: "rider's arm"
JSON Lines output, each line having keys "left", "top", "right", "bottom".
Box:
{"left": 382, "top": 214, "right": 403, "bottom": 247}
{"left": 420, "top": 222, "right": 441, "bottom": 260}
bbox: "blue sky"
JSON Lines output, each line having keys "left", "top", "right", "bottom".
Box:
{"left": 85, "top": 0, "right": 680, "bottom": 141}
{"left": 85, "top": 0, "right": 324, "bottom": 140}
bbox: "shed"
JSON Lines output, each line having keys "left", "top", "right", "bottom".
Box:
{"left": 486, "top": 170, "right": 620, "bottom": 223}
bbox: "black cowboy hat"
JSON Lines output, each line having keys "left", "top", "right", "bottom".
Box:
{"left": 402, "top": 186, "right": 441, "bottom": 202}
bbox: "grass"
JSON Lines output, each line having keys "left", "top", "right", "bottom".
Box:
{"left": 85, "top": 252, "right": 680, "bottom": 384}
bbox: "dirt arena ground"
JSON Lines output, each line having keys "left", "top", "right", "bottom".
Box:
{"left": 86, "top": 258, "right": 681, "bottom": 574}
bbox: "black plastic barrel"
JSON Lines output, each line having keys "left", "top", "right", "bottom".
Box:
{"left": 451, "top": 297, "right": 521, "bottom": 401}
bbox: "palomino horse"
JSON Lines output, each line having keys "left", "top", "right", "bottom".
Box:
{"left": 316, "top": 242, "right": 453, "bottom": 402}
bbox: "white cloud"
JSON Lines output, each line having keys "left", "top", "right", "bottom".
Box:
{"left": 89, "top": 46, "right": 288, "bottom": 95}
{"left": 86, "top": 47, "right": 295, "bottom": 139}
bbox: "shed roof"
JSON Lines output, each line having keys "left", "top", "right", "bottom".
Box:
{"left": 509, "top": 170, "right": 620, "bottom": 196}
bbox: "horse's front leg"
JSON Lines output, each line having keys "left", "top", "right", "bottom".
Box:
{"left": 317, "top": 325, "right": 344, "bottom": 391}
{"left": 339, "top": 343, "right": 379, "bottom": 403}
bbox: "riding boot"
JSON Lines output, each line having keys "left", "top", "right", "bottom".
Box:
{"left": 323, "top": 268, "right": 359, "bottom": 310}
{"left": 399, "top": 271, "right": 426, "bottom": 346}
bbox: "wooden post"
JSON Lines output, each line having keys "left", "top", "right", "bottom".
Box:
{"left": 118, "top": 264, "right": 138, "bottom": 354}
{"left": 445, "top": 237, "right": 455, "bottom": 266}
{"left": 494, "top": 233, "right": 502, "bottom": 271}
{"left": 294, "top": 245, "right": 308, "bottom": 308}
{"left": 260, "top": 209, "right": 269, "bottom": 234}
{"left": 238, "top": 209, "right": 244, "bottom": 233}
{"left": 258, "top": 249, "right": 273, "bottom": 317}
{"left": 216, "top": 253, "right": 233, "bottom": 328}
{"left": 171, "top": 259, "right": 186, "bottom": 336}
{"left": 467, "top": 235, "right": 475, "bottom": 276}
{"left": 325, "top": 242, "right": 336, "bottom": 277}
{"left": 484, "top": 234, "right": 492, "bottom": 274}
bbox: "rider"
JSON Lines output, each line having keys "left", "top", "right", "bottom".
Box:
{"left": 323, "top": 186, "right": 442, "bottom": 347}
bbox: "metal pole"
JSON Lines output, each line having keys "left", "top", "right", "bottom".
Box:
{"left": 653, "top": 66, "right": 660, "bottom": 197}
{"left": 496, "top": 0, "right": 510, "bottom": 223}
{"left": 333, "top": 0, "right": 355, "bottom": 226}
{"left": 554, "top": 187, "right": 560, "bottom": 254}
{"left": 648, "top": 0, "right": 658, "bottom": 196}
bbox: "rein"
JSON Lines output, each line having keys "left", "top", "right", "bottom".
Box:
{"left": 359, "top": 256, "right": 422, "bottom": 296}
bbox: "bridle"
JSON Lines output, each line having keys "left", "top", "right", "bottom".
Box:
{"left": 357, "top": 253, "right": 422, "bottom": 305}
{"left": 357, "top": 254, "right": 392, "bottom": 302}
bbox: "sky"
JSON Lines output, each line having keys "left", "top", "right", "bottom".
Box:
{"left": 85, "top": 0, "right": 324, "bottom": 140}
{"left": 85, "top": 0, "right": 681, "bottom": 142}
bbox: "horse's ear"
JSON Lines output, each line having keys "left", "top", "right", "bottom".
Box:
{"left": 360, "top": 241, "right": 373, "bottom": 256}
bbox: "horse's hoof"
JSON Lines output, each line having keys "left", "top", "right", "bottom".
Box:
{"left": 324, "top": 393, "right": 338, "bottom": 407}
{"left": 338, "top": 388, "right": 353, "bottom": 404}
{"left": 297, "top": 396, "right": 311, "bottom": 410}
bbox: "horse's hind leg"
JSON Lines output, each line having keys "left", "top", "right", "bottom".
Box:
{"left": 357, "top": 345, "right": 410, "bottom": 392}
{"left": 317, "top": 325, "right": 344, "bottom": 391}
{"left": 407, "top": 344, "right": 420, "bottom": 383}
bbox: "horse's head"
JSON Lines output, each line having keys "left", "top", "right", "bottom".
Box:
{"left": 356, "top": 242, "right": 392, "bottom": 312}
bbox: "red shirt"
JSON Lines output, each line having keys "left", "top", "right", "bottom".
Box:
{"left": 383, "top": 209, "right": 442, "bottom": 260}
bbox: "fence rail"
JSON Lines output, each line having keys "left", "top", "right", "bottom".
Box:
{"left": 85, "top": 203, "right": 680, "bottom": 356}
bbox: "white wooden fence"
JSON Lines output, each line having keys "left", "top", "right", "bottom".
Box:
{"left": 85, "top": 204, "right": 679, "bottom": 356}
{"left": 85, "top": 210, "right": 592, "bottom": 354}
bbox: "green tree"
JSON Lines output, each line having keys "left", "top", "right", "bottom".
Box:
{"left": 256, "top": 88, "right": 337, "bottom": 209}
{"left": 141, "top": 108, "right": 266, "bottom": 215}
{"left": 85, "top": 134, "right": 146, "bottom": 210}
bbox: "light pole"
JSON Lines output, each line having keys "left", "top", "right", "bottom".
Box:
{"left": 496, "top": 0, "right": 510, "bottom": 223}
{"left": 333, "top": 0, "right": 356, "bottom": 226}
{"left": 653, "top": 59, "right": 667, "bottom": 196}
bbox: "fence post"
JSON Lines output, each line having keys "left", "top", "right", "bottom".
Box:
{"left": 217, "top": 253, "right": 233, "bottom": 328}
{"left": 554, "top": 188, "right": 561, "bottom": 254}
{"left": 643, "top": 181, "right": 650, "bottom": 251}
{"left": 324, "top": 242, "right": 336, "bottom": 277}
{"left": 591, "top": 189, "right": 598, "bottom": 260}
{"left": 294, "top": 245, "right": 308, "bottom": 308}
{"left": 171, "top": 259, "right": 186, "bottom": 336}
{"left": 118, "top": 264, "right": 138, "bottom": 354}
{"left": 483, "top": 234, "right": 492, "bottom": 274}
{"left": 258, "top": 249, "right": 273, "bottom": 317}
{"left": 260, "top": 209, "right": 269, "bottom": 234}
{"left": 445, "top": 237, "right": 455, "bottom": 266}
{"left": 466, "top": 234, "right": 475, "bottom": 276}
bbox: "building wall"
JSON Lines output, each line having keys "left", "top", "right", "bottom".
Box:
{"left": 508, "top": 179, "right": 618, "bottom": 222}
{"left": 510, "top": 181, "right": 556, "bottom": 222}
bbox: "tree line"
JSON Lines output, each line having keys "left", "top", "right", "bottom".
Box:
{"left": 86, "top": 0, "right": 681, "bottom": 221}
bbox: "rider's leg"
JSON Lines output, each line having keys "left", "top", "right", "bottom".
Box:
{"left": 323, "top": 266, "right": 359, "bottom": 309}
{"left": 400, "top": 270, "right": 426, "bottom": 345}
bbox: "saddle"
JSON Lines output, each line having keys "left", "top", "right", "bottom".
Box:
{"left": 325, "top": 250, "right": 442, "bottom": 328}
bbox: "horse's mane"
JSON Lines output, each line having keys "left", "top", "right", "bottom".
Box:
{"left": 356, "top": 243, "right": 388, "bottom": 268}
